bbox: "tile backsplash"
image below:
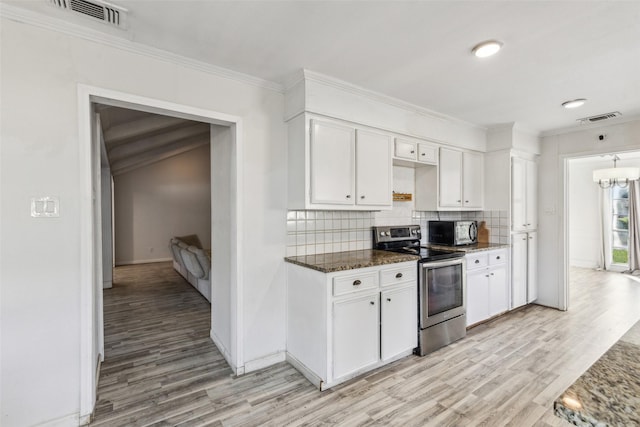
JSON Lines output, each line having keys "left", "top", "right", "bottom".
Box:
{"left": 286, "top": 209, "right": 510, "bottom": 257}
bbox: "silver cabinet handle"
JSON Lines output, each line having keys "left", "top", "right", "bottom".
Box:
{"left": 353, "top": 280, "right": 361, "bottom": 286}
{"left": 490, "top": 273, "right": 494, "bottom": 276}
{"left": 522, "top": 237, "right": 527, "bottom": 240}
{"left": 346, "top": 195, "right": 351, "bottom": 199}
{"left": 361, "top": 195, "right": 365, "bottom": 199}
{"left": 386, "top": 298, "right": 391, "bottom": 302}
{"left": 465, "top": 200, "right": 469, "bottom": 203}
{"left": 457, "top": 200, "right": 461, "bottom": 203}
{"left": 370, "top": 301, "right": 375, "bottom": 305}
{"left": 395, "top": 272, "right": 403, "bottom": 278}
{"left": 496, "top": 256, "right": 501, "bottom": 260}
{"left": 475, "top": 260, "right": 480, "bottom": 264}
{"left": 485, "top": 275, "right": 489, "bottom": 278}
{"left": 410, "top": 150, "right": 415, "bottom": 154}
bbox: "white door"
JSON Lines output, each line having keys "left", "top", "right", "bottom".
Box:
{"left": 439, "top": 148, "right": 462, "bottom": 207}
{"left": 381, "top": 284, "right": 417, "bottom": 361}
{"left": 527, "top": 232, "right": 538, "bottom": 303}
{"left": 526, "top": 160, "right": 538, "bottom": 230}
{"left": 310, "top": 120, "right": 355, "bottom": 205}
{"left": 333, "top": 293, "right": 379, "bottom": 380}
{"left": 511, "top": 233, "right": 528, "bottom": 308}
{"left": 488, "top": 266, "right": 508, "bottom": 316}
{"left": 512, "top": 157, "right": 527, "bottom": 231}
{"left": 466, "top": 269, "right": 489, "bottom": 325}
{"left": 356, "top": 130, "right": 391, "bottom": 206}
{"left": 462, "top": 151, "right": 483, "bottom": 208}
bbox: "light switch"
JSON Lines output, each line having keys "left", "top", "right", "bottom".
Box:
{"left": 31, "top": 196, "right": 60, "bottom": 217}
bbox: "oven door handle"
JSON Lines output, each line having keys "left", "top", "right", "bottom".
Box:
{"left": 421, "top": 257, "right": 465, "bottom": 269}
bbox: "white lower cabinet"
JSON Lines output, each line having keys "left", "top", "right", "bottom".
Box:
{"left": 465, "top": 249, "right": 509, "bottom": 327}
{"left": 286, "top": 261, "right": 417, "bottom": 390}
{"left": 333, "top": 292, "right": 380, "bottom": 379}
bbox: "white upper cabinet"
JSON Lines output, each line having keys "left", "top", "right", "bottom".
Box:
{"left": 394, "top": 137, "right": 438, "bottom": 165}
{"left": 438, "top": 147, "right": 484, "bottom": 210}
{"left": 356, "top": 129, "right": 392, "bottom": 206}
{"left": 288, "top": 115, "right": 392, "bottom": 210}
{"left": 310, "top": 120, "right": 355, "bottom": 205}
{"left": 512, "top": 157, "right": 537, "bottom": 231}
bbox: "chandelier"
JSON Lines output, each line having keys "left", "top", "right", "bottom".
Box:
{"left": 593, "top": 155, "right": 640, "bottom": 188}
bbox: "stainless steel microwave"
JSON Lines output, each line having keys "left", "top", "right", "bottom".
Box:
{"left": 428, "top": 220, "right": 478, "bottom": 246}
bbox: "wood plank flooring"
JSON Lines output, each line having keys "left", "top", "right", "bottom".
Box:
{"left": 91, "top": 263, "right": 640, "bottom": 426}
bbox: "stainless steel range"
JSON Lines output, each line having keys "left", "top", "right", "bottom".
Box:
{"left": 373, "top": 225, "right": 467, "bottom": 356}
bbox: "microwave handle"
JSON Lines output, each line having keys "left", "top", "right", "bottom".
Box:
{"left": 469, "top": 222, "right": 478, "bottom": 241}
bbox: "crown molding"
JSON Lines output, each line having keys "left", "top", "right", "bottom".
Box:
{"left": 0, "top": 3, "right": 283, "bottom": 93}
{"left": 299, "top": 69, "right": 487, "bottom": 132}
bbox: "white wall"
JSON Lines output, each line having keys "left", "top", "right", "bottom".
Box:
{"left": 0, "top": 17, "right": 286, "bottom": 426}
{"left": 538, "top": 119, "right": 640, "bottom": 309}
{"left": 113, "top": 144, "right": 212, "bottom": 265}
{"left": 568, "top": 158, "right": 609, "bottom": 268}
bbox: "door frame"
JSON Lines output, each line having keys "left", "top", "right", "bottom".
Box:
{"left": 77, "top": 84, "right": 244, "bottom": 421}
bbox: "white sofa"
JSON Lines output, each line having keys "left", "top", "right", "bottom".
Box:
{"left": 169, "top": 235, "right": 211, "bottom": 302}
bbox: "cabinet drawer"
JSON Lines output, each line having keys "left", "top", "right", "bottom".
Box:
{"left": 333, "top": 272, "right": 378, "bottom": 296}
{"left": 466, "top": 252, "right": 488, "bottom": 270}
{"left": 489, "top": 249, "right": 507, "bottom": 265}
{"left": 394, "top": 138, "right": 417, "bottom": 160}
{"left": 380, "top": 264, "right": 417, "bottom": 286}
{"left": 417, "top": 143, "right": 438, "bottom": 164}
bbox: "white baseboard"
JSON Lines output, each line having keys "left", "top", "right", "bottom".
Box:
{"left": 244, "top": 351, "right": 286, "bottom": 374}
{"left": 33, "top": 412, "right": 80, "bottom": 427}
{"left": 210, "top": 328, "right": 236, "bottom": 374}
{"left": 102, "top": 280, "right": 112, "bottom": 289}
{"left": 286, "top": 352, "right": 323, "bottom": 390}
{"left": 570, "top": 260, "right": 600, "bottom": 269}
{"left": 115, "top": 257, "right": 172, "bottom": 266}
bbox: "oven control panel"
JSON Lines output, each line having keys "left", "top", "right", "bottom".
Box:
{"left": 373, "top": 225, "right": 421, "bottom": 245}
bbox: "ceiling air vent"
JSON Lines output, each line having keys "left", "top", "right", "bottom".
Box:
{"left": 48, "top": 0, "right": 127, "bottom": 28}
{"left": 577, "top": 111, "right": 622, "bottom": 124}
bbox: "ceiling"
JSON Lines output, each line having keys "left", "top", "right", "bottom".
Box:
{"left": 97, "top": 106, "right": 209, "bottom": 175}
{"left": 8, "top": 1, "right": 640, "bottom": 134}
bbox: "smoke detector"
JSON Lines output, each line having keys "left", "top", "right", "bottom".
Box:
{"left": 48, "top": 0, "right": 127, "bottom": 29}
{"left": 577, "top": 111, "right": 622, "bottom": 124}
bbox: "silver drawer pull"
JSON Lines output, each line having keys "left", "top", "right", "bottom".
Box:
{"left": 395, "top": 272, "right": 403, "bottom": 278}
{"left": 387, "top": 298, "right": 391, "bottom": 302}
{"left": 353, "top": 280, "right": 361, "bottom": 286}
{"left": 370, "top": 301, "right": 375, "bottom": 305}
{"left": 496, "top": 256, "right": 501, "bottom": 260}
{"left": 475, "top": 260, "right": 480, "bottom": 264}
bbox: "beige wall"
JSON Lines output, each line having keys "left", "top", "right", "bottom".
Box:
{"left": 113, "top": 144, "right": 212, "bottom": 265}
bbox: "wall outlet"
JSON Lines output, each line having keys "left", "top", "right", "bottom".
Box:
{"left": 31, "top": 196, "right": 60, "bottom": 217}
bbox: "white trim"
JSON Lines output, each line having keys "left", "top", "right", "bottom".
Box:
{"left": 210, "top": 328, "right": 235, "bottom": 373}
{"left": 244, "top": 351, "right": 286, "bottom": 374}
{"left": 286, "top": 353, "right": 323, "bottom": 390}
{"left": 298, "top": 69, "right": 486, "bottom": 132}
{"left": 32, "top": 412, "right": 80, "bottom": 427}
{"left": 0, "top": 3, "right": 282, "bottom": 93}
{"left": 78, "top": 84, "right": 244, "bottom": 419}
{"left": 114, "top": 257, "right": 173, "bottom": 266}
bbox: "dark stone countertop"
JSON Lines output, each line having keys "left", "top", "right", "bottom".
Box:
{"left": 554, "top": 319, "right": 640, "bottom": 426}
{"left": 425, "top": 242, "right": 510, "bottom": 253}
{"left": 285, "top": 249, "right": 419, "bottom": 273}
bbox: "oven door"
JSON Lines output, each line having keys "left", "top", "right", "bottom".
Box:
{"left": 419, "top": 257, "right": 466, "bottom": 329}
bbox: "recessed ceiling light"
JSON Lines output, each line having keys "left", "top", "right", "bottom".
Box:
{"left": 562, "top": 99, "right": 587, "bottom": 109}
{"left": 472, "top": 40, "right": 503, "bottom": 58}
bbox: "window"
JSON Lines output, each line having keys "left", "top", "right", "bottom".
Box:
{"left": 611, "top": 185, "right": 629, "bottom": 265}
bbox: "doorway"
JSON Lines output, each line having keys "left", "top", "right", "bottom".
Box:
{"left": 565, "top": 151, "right": 640, "bottom": 308}
{"left": 77, "top": 85, "right": 244, "bottom": 421}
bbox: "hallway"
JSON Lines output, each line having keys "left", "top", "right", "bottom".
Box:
{"left": 91, "top": 264, "right": 640, "bottom": 426}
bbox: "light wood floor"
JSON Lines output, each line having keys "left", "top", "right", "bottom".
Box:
{"left": 91, "top": 263, "right": 640, "bottom": 426}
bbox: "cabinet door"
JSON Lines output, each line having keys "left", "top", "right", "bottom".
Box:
{"left": 310, "top": 120, "right": 355, "bottom": 205}
{"left": 526, "top": 160, "right": 537, "bottom": 230}
{"left": 511, "top": 233, "right": 528, "bottom": 309}
{"left": 462, "top": 151, "right": 484, "bottom": 208}
{"left": 527, "top": 232, "right": 538, "bottom": 303}
{"left": 394, "top": 138, "right": 417, "bottom": 160}
{"left": 381, "top": 284, "right": 417, "bottom": 361}
{"left": 488, "top": 265, "right": 508, "bottom": 316}
{"left": 466, "top": 269, "right": 489, "bottom": 326}
{"left": 512, "top": 157, "right": 527, "bottom": 231}
{"left": 439, "top": 148, "right": 462, "bottom": 207}
{"left": 333, "top": 293, "right": 379, "bottom": 380}
{"left": 417, "top": 142, "right": 438, "bottom": 164}
{"left": 356, "top": 130, "right": 392, "bottom": 206}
